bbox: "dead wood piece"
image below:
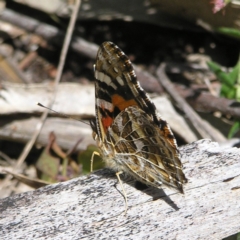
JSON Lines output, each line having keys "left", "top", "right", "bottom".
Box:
{"left": 153, "top": 96, "right": 197, "bottom": 143}
{"left": 0, "top": 117, "right": 95, "bottom": 151}
{"left": 133, "top": 65, "right": 163, "bottom": 93}
{"left": 0, "top": 139, "right": 239, "bottom": 239}
{"left": 0, "top": 9, "right": 163, "bottom": 94}
{"left": 0, "top": 82, "right": 196, "bottom": 143}
{"left": 0, "top": 82, "right": 95, "bottom": 115}
{"left": 4, "top": 0, "right": 82, "bottom": 180}
{"left": 156, "top": 64, "right": 226, "bottom": 143}
{"left": 152, "top": 0, "right": 239, "bottom": 29}
{"left": 176, "top": 85, "right": 240, "bottom": 119}
{"left": 0, "top": 8, "right": 99, "bottom": 59}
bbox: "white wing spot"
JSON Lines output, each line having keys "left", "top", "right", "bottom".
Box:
{"left": 110, "top": 82, "right": 117, "bottom": 89}
{"left": 94, "top": 69, "right": 99, "bottom": 79}
{"left": 116, "top": 76, "right": 124, "bottom": 86}
{"left": 97, "top": 98, "right": 113, "bottom": 111}
{"left": 95, "top": 70, "right": 117, "bottom": 89}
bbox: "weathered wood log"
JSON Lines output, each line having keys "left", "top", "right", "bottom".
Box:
{"left": 0, "top": 139, "right": 240, "bottom": 239}
{"left": 0, "top": 83, "right": 197, "bottom": 144}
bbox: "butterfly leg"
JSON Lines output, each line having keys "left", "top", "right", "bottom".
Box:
{"left": 90, "top": 151, "right": 100, "bottom": 172}
{"left": 116, "top": 171, "right": 128, "bottom": 214}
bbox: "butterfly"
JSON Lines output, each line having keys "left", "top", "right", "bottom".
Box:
{"left": 90, "top": 41, "right": 187, "bottom": 212}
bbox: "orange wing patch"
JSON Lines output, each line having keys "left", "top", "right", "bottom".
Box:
{"left": 112, "top": 94, "right": 137, "bottom": 111}
{"left": 101, "top": 116, "right": 113, "bottom": 133}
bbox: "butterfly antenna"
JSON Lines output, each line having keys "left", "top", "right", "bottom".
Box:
{"left": 37, "top": 102, "right": 90, "bottom": 126}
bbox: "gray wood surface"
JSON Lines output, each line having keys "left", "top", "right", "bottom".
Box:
{"left": 0, "top": 139, "right": 240, "bottom": 239}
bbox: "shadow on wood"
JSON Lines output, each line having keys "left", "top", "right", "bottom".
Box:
{"left": 0, "top": 139, "right": 240, "bottom": 239}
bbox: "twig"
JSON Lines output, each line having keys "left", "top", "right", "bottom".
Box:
{"left": 156, "top": 63, "right": 226, "bottom": 142}
{"left": 0, "top": 151, "right": 13, "bottom": 165}
{"left": 17, "top": 0, "right": 81, "bottom": 167}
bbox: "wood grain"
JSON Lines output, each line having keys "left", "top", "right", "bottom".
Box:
{"left": 0, "top": 139, "right": 240, "bottom": 239}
